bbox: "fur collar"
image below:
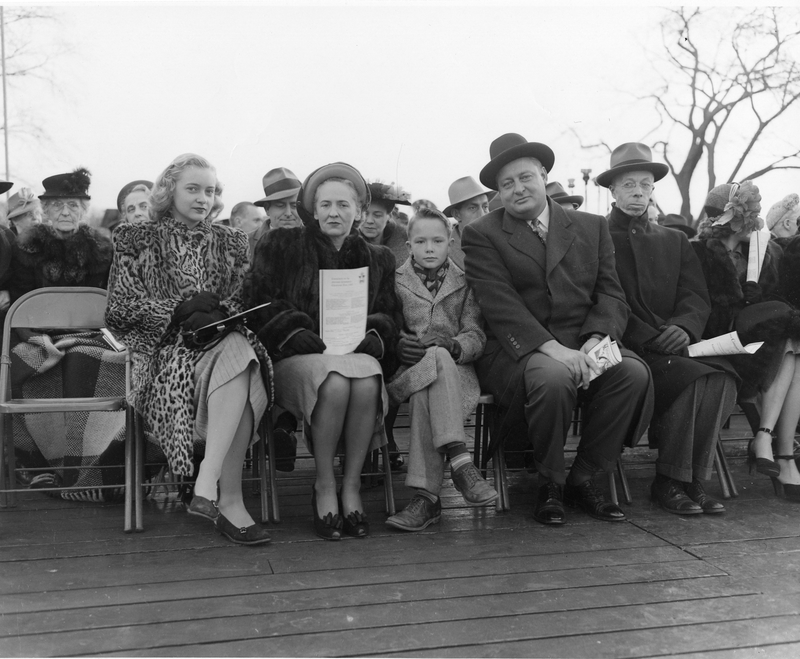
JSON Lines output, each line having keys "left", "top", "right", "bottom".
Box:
{"left": 16, "top": 224, "right": 113, "bottom": 284}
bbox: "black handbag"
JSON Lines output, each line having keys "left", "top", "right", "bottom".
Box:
{"left": 180, "top": 302, "right": 271, "bottom": 352}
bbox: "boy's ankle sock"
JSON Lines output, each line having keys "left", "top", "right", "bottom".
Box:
{"left": 445, "top": 442, "right": 472, "bottom": 472}
{"left": 416, "top": 489, "right": 439, "bottom": 503}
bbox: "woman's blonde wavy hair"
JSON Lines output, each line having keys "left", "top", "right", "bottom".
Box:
{"left": 150, "top": 153, "right": 223, "bottom": 220}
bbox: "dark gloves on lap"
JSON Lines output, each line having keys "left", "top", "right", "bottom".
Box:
{"left": 173, "top": 292, "right": 221, "bottom": 324}
{"left": 181, "top": 309, "right": 226, "bottom": 332}
{"left": 281, "top": 329, "right": 326, "bottom": 357}
{"left": 354, "top": 333, "right": 383, "bottom": 359}
{"left": 742, "top": 282, "right": 763, "bottom": 305}
{"left": 398, "top": 336, "right": 426, "bottom": 365}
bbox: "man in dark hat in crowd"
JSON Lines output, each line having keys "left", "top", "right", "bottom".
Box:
{"left": 545, "top": 181, "right": 583, "bottom": 211}
{"left": 443, "top": 176, "right": 495, "bottom": 269}
{"left": 462, "top": 133, "right": 652, "bottom": 526}
{"left": 255, "top": 167, "right": 302, "bottom": 231}
{"left": 661, "top": 213, "right": 696, "bottom": 239}
{"left": 600, "top": 142, "right": 738, "bottom": 515}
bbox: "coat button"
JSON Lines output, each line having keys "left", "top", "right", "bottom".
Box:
{"left": 632, "top": 229, "right": 637, "bottom": 234}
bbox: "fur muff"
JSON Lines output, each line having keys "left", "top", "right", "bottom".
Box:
{"left": 14, "top": 224, "right": 112, "bottom": 292}
{"left": 243, "top": 222, "right": 402, "bottom": 376}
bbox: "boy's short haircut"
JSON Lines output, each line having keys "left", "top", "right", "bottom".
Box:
{"left": 408, "top": 207, "right": 452, "bottom": 239}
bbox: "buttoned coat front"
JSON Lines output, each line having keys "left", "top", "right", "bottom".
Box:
{"left": 387, "top": 257, "right": 486, "bottom": 420}
{"left": 463, "top": 199, "right": 653, "bottom": 451}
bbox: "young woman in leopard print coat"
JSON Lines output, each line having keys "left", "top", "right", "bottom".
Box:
{"left": 105, "top": 153, "right": 273, "bottom": 545}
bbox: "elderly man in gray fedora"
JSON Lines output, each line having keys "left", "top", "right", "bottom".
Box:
{"left": 462, "top": 133, "right": 652, "bottom": 526}
{"left": 443, "top": 176, "right": 495, "bottom": 269}
{"left": 600, "top": 142, "right": 738, "bottom": 515}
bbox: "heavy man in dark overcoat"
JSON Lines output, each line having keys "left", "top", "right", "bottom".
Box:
{"left": 462, "top": 133, "right": 653, "bottom": 526}
{"left": 600, "top": 143, "right": 738, "bottom": 515}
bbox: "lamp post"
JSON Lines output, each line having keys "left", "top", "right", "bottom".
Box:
{"left": 0, "top": 7, "right": 8, "bottom": 186}
{"left": 567, "top": 178, "right": 575, "bottom": 194}
{"left": 580, "top": 169, "right": 591, "bottom": 212}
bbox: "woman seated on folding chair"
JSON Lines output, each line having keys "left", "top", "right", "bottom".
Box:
{"left": 692, "top": 181, "right": 800, "bottom": 502}
{"left": 7, "top": 169, "right": 126, "bottom": 503}
{"left": 105, "top": 153, "right": 274, "bottom": 545}
{"left": 243, "top": 162, "right": 401, "bottom": 540}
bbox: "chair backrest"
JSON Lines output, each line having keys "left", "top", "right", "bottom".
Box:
{"left": 5, "top": 287, "right": 108, "bottom": 331}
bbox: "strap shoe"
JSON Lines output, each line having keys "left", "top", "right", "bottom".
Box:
{"left": 564, "top": 479, "right": 626, "bottom": 522}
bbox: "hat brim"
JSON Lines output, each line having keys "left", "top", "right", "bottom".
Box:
{"left": 443, "top": 190, "right": 498, "bottom": 217}
{"left": 299, "top": 163, "right": 369, "bottom": 220}
{"left": 39, "top": 191, "right": 91, "bottom": 200}
{"left": 596, "top": 162, "right": 669, "bottom": 188}
{"left": 551, "top": 194, "right": 584, "bottom": 208}
{"left": 663, "top": 223, "right": 696, "bottom": 239}
{"left": 479, "top": 143, "right": 555, "bottom": 190}
{"left": 0, "top": 181, "right": 12, "bottom": 195}
{"left": 255, "top": 187, "right": 301, "bottom": 207}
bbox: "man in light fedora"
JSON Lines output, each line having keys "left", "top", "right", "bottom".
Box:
{"left": 443, "top": 176, "right": 495, "bottom": 269}
{"left": 255, "top": 167, "right": 302, "bottom": 231}
{"left": 545, "top": 181, "right": 583, "bottom": 211}
{"left": 462, "top": 133, "right": 652, "bottom": 526}
{"left": 600, "top": 142, "right": 738, "bottom": 516}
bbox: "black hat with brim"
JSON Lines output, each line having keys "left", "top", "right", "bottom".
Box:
{"left": 479, "top": 133, "right": 555, "bottom": 191}
{"left": 39, "top": 167, "right": 91, "bottom": 200}
{"left": 0, "top": 181, "right": 12, "bottom": 195}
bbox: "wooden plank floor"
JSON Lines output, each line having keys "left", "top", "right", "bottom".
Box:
{"left": 1, "top": 414, "right": 800, "bottom": 657}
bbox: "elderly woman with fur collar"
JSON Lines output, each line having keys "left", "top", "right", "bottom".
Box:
{"left": 10, "top": 169, "right": 112, "bottom": 300}
{"left": 7, "top": 169, "right": 123, "bottom": 502}
{"left": 692, "top": 180, "right": 800, "bottom": 501}
{"left": 244, "top": 163, "right": 401, "bottom": 540}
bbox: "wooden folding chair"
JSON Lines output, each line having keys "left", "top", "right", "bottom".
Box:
{"left": 0, "top": 287, "right": 136, "bottom": 532}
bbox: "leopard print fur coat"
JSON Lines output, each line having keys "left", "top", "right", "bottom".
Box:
{"left": 105, "top": 214, "right": 273, "bottom": 477}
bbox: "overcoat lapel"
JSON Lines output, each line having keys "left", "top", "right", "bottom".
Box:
{"left": 502, "top": 210, "right": 546, "bottom": 273}
{"left": 546, "top": 202, "right": 575, "bottom": 276}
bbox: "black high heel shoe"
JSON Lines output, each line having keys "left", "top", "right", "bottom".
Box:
{"left": 311, "top": 486, "right": 342, "bottom": 541}
{"left": 338, "top": 494, "right": 369, "bottom": 538}
{"left": 772, "top": 457, "right": 800, "bottom": 502}
{"left": 748, "top": 428, "right": 781, "bottom": 478}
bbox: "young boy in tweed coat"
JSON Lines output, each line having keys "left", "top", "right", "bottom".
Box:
{"left": 386, "top": 208, "right": 496, "bottom": 531}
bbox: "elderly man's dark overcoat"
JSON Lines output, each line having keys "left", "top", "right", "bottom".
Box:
{"left": 607, "top": 205, "right": 737, "bottom": 416}
{"left": 462, "top": 199, "right": 653, "bottom": 455}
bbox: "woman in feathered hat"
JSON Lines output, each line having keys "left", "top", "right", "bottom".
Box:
{"left": 358, "top": 181, "right": 412, "bottom": 266}
{"left": 692, "top": 180, "right": 800, "bottom": 501}
{"left": 7, "top": 168, "right": 125, "bottom": 502}
{"left": 243, "top": 162, "right": 402, "bottom": 540}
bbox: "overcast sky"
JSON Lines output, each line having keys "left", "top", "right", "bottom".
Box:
{"left": 4, "top": 1, "right": 798, "bottom": 220}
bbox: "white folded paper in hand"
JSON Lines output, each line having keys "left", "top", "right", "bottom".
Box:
{"left": 687, "top": 331, "right": 764, "bottom": 357}
{"left": 319, "top": 266, "right": 369, "bottom": 355}
{"left": 587, "top": 335, "right": 622, "bottom": 381}
{"left": 747, "top": 228, "right": 770, "bottom": 283}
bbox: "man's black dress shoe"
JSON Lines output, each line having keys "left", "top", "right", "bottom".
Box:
{"left": 683, "top": 479, "right": 725, "bottom": 514}
{"left": 532, "top": 481, "right": 565, "bottom": 525}
{"left": 564, "top": 479, "right": 626, "bottom": 522}
{"left": 650, "top": 477, "right": 703, "bottom": 515}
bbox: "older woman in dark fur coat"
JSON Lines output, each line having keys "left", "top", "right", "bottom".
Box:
{"left": 244, "top": 162, "right": 401, "bottom": 540}
{"left": 692, "top": 181, "right": 800, "bottom": 500}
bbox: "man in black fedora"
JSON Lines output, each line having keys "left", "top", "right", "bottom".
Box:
{"left": 462, "top": 133, "right": 653, "bottom": 526}
{"left": 599, "top": 142, "right": 738, "bottom": 515}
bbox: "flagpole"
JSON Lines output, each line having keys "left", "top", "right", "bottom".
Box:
{"left": 1, "top": 6, "right": 9, "bottom": 187}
